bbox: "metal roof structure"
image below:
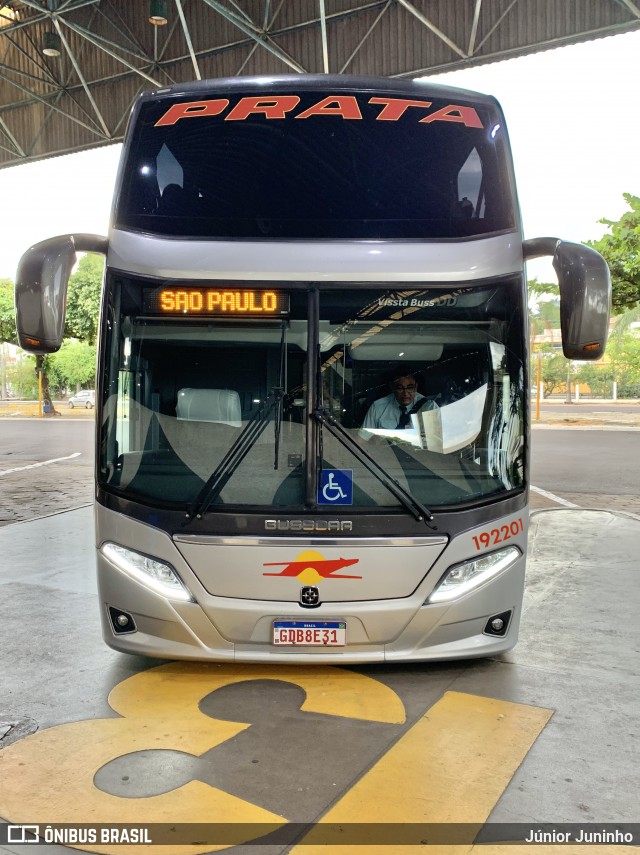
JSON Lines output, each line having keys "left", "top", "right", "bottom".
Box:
{"left": 1, "top": 0, "right": 639, "bottom": 170}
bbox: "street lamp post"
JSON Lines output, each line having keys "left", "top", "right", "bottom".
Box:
{"left": 535, "top": 350, "right": 542, "bottom": 421}
{"left": 565, "top": 363, "right": 573, "bottom": 404}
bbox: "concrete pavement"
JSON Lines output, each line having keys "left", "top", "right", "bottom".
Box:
{"left": 0, "top": 503, "right": 638, "bottom": 854}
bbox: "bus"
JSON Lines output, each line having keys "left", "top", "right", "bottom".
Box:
{"left": 15, "top": 75, "right": 610, "bottom": 662}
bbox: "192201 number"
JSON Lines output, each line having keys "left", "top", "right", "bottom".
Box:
{"left": 472, "top": 518, "right": 524, "bottom": 551}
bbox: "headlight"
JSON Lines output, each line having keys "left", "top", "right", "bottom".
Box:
{"left": 426, "top": 546, "right": 521, "bottom": 604}
{"left": 101, "top": 542, "right": 194, "bottom": 602}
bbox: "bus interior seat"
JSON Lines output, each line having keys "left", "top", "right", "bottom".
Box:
{"left": 176, "top": 388, "right": 242, "bottom": 426}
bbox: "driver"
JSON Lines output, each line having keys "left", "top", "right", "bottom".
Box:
{"left": 360, "top": 370, "right": 437, "bottom": 438}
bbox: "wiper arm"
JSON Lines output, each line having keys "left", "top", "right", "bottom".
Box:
{"left": 313, "top": 407, "right": 436, "bottom": 528}
{"left": 185, "top": 387, "right": 285, "bottom": 522}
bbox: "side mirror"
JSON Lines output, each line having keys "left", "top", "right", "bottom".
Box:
{"left": 15, "top": 234, "right": 108, "bottom": 353}
{"left": 523, "top": 238, "right": 611, "bottom": 361}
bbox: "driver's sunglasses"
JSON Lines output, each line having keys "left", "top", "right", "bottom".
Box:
{"left": 393, "top": 384, "right": 416, "bottom": 392}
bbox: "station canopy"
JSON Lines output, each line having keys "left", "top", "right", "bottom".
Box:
{"left": 1, "top": 0, "right": 639, "bottom": 170}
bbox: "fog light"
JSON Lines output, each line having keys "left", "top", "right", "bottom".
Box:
{"left": 101, "top": 542, "right": 194, "bottom": 602}
{"left": 483, "top": 610, "right": 513, "bottom": 637}
{"left": 108, "top": 606, "right": 137, "bottom": 635}
{"left": 427, "top": 546, "right": 521, "bottom": 604}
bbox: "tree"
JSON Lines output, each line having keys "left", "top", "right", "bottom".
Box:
{"left": 65, "top": 253, "right": 105, "bottom": 345}
{"left": 573, "top": 306, "right": 640, "bottom": 399}
{"left": 528, "top": 280, "right": 561, "bottom": 388}
{"left": 608, "top": 304, "right": 640, "bottom": 340}
{"left": 575, "top": 362, "right": 615, "bottom": 398}
{"left": 528, "top": 280, "right": 560, "bottom": 330}
{"left": 528, "top": 278, "right": 559, "bottom": 302}
{"left": 530, "top": 297, "right": 560, "bottom": 338}
{"left": 607, "top": 331, "right": 640, "bottom": 398}
{"left": 0, "top": 278, "right": 17, "bottom": 346}
{"left": 0, "top": 279, "right": 18, "bottom": 400}
{"left": 588, "top": 193, "right": 640, "bottom": 314}
{"left": 49, "top": 340, "right": 97, "bottom": 392}
{"left": 531, "top": 344, "right": 570, "bottom": 398}
{"left": 6, "top": 354, "right": 37, "bottom": 399}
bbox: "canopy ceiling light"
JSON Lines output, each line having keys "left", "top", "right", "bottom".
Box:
{"left": 0, "top": 5, "right": 16, "bottom": 28}
{"left": 43, "top": 30, "right": 61, "bottom": 57}
{"left": 149, "top": 0, "right": 168, "bottom": 25}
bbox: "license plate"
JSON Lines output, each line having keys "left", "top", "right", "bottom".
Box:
{"left": 273, "top": 620, "right": 346, "bottom": 647}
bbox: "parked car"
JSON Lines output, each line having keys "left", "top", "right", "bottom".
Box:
{"left": 68, "top": 390, "right": 95, "bottom": 409}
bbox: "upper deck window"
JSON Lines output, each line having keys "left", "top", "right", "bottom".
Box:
{"left": 115, "top": 88, "right": 516, "bottom": 240}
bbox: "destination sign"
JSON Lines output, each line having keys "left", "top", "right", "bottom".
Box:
{"left": 144, "top": 288, "right": 289, "bottom": 317}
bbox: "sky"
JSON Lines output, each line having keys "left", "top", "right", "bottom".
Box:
{"left": 0, "top": 28, "right": 638, "bottom": 282}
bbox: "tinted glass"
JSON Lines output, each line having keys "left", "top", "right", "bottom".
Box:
{"left": 99, "top": 278, "right": 526, "bottom": 511}
{"left": 317, "top": 286, "right": 526, "bottom": 508}
{"left": 99, "top": 276, "right": 308, "bottom": 509}
{"left": 115, "top": 88, "right": 515, "bottom": 240}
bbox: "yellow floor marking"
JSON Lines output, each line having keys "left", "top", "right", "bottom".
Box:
{"left": 108, "top": 661, "right": 407, "bottom": 724}
{"left": 292, "top": 690, "right": 553, "bottom": 854}
{"left": 0, "top": 663, "right": 405, "bottom": 855}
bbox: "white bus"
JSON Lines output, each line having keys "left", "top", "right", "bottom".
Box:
{"left": 15, "top": 75, "right": 610, "bottom": 662}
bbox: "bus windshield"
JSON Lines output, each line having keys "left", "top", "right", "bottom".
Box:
{"left": 115, "top": 86, "right": 515, "bottom": 240}
{"left": 99, "top": 280, "right": 525, "bottom": 512}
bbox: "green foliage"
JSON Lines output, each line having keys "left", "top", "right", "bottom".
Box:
{"left": 528, "top": 278, "right": 559, "bottom": 301}
{"left": 49, "top": 340, "right": 97, "bottom": 391}
{"left": 528, "top": 279, "right": 561, "bottom": 340}
{"left": 531, "top": 344, "right": 570, "bottom": 397}
{"left": 607, "top": 333, "right": 640, "bottom": 397}
{"left": 571, "top": 326, "right": 640, "bottom": 399}
{"left": 588, "top": 193, "right": 640, "bottom": 314}
{"left": 6, "top": 354, "right": 37, "bottom": 398}
{"left": 65, "top": 253, "right": 105, "bottom": 345}
{"left": 575, "top": 362, "right": 615, "bottom": 398}
{"left": 0, "top": 278, "right": 17, "bottom": 345}
{"left": 609, "top": 305, "right": 640, "bottom": 341}
{"left": 530, "top": 300, "right": 560, "bottom": 337}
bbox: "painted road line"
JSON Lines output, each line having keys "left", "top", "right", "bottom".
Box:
{"left": 530, "top": 485, "right": 580, "bottom": 509}
{"left": 0, "top": 663, "right": 405, "bottom": 855}
{"left": 0, "top": 452, "right": 81, "bottom": 476}
{"left": 293, "top": 690, "right": 553, "bottom": 854}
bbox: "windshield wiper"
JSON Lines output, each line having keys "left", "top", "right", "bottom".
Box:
{"left": 185, "top": 387, "right": 285, "bottom": 522}
{"left": 313, "top": 406, "right": 437, "bottom": 528}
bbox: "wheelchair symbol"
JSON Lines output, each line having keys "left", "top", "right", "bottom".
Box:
{"left": 318, "top": 470, "right": 353, "bottom": 505}
{"left": 323, "top": 473, "right": 346, "bottom": 501}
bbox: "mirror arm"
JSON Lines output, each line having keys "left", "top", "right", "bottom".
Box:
{"left": 522, "top": 237, "right": 560, "bottom": 260}
{"left": 70, "top": 233, "right": 108, "bottom": 254}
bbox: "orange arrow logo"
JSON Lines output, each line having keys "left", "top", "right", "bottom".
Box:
{"left": 263, "top": 549, "right": 361, "bottom": 585}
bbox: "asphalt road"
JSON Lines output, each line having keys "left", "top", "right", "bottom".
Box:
{"left": 1, "top": 418, "right": 639, "bottom": 523}
{"left": 0, "top": 419, "right": 94, "bottom": 463}
{"left": 0, "top": 419, "right": 95, "bottom": 526}
{"left": 531, "top": 429, "right": 640, "bottom": 495}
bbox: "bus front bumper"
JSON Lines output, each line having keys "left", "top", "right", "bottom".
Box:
{"left": 97, "top": 549, "right": 525, "bottom": 663}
